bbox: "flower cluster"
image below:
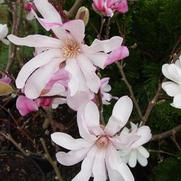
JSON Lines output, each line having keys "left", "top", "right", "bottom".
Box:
{"left": 7, "top": 0, "right": 152, "bottom": 180}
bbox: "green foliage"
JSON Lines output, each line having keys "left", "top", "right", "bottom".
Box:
{"left": 150, "top": 154, "right": 181, "bottom": 181}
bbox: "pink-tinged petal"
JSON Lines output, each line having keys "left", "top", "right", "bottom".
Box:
{"left": 8, "top": 34, "right": 61, "bottom": 48}
{"left": 77, "top": 54, "right": 100, "bottom": 93}
{"left": 34, "top": 0, "right": 62, "bottom": 23}
{"left": 89, "top": 36, "right": 123, "bottom": 53}
{"left": 56, "top": 147, "right": 90, "bottom": 166}
{"left": 72, "top": 146, "right": 97, "bottom": 181}
{"left": 16, "top": 96, "right": 38, "bottom": 116}
{"left": 16, "top": 49, "right": 61, "bottom": 89}
{"left": 51, "top": 132, "right": 91, "bottom": 150}
{"left": 36, "top": 98, "right": 52, "bottom": 107}
{"left": 77, "top": 104, "right": 97, "bottom": 142}
{"left": 116, "top": 0, "right": 128, "bottom": 13}
{"left": 65, "top": 58, "right": 88, "bottom": 96}
{"left": 24, "top": 59, "right": 60, "bottom": 99}
{"left": 63, "top": 20, "right": 85, "bottom": 43}
{"left": 105, "top": 96, "right": 133, "bottom": 136}
{"left": 85, "top": 51, "right": 108, "bottom": 69}
{"left": 92, "top": 150, "right": 107, "bottom": 181}
{"left": 106, "top": 144, "right": 134, "bottom": 181}
{"left": 67, "top": 91, "right": 93, "bottom": 111}
{"left": 131, "top": 126, "right": 152, "bottom": 149}
{"left": 105, "top": 46, "right": 129, "bottom": 67}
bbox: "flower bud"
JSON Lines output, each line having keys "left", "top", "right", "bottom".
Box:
{"left": 75, "top": 6, "right": 89, "bottom": 26}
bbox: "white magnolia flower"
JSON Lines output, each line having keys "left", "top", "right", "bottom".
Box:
{"left": 119, "top": 122, "right": 151, "bottom": 168}
{"left": 162, "top": 55, "right": 181, "bottom": 108}
{"left": 51, "top": 96, "right": 152, "bottom": 181}
{"left": 0, "top": 24, "right": 9, "bottom": 45}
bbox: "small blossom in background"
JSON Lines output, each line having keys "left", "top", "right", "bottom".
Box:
{"left": 92, "top": 0, "right": 128, "bottom": 17}
{"left": 162, "top": 55, "right": 181, "bottom": 108}
{"left": 51, "top": 96, "right": 152, "bottom": 181}
{"left": 119, "top": 122, "right": 152, "bottom": 168}
{"left": 8, "top": 0, "right": 128, "bottom": 102}
{"left": 0, "top": 24, "right": 9, "bottom": 45}
{"left": 24, "top": 2, "right": 35, "bottom": 21}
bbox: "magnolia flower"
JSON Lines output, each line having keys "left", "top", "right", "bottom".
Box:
{"left": 119, "top": 123, "right": 151, "bottom": 168}
{"left": 162, "top": 56, "right": 181, "bottom": 108}
{"left": 8, "top": 0, "right": 128, "bottom": 100}
{"left": 0, "top": 24, "right": 9, "bottom": 45}
{"left": 92, "top": 0, "right": 128, "bottom": 17}
{"left": 51, "top": 96, "right": 151, "bottom": 181}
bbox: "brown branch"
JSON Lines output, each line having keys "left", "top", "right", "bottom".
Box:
{"left": 151, "top": 124, "right": 181, "bottom": 141}
{"left": 116, "top": 62, "right": 144, "bottom": 121}
{"left": 40, "top": 138, "right": 64, "bottom": 181}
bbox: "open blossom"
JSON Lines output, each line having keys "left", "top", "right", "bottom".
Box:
{"left": 119, "top": 122, "right": 151, "bottom": 168}
{"left": 162, "top": 55, "right": 181, "bottom": 108}
{"left": 8, "top": 0, "right": 128, "bottom": 100}
{"left": 0, "top": 24, "right": 9, "bottom": 45}
{"left": 51, "top": 96, "right": 151, "bottom": 181}
{"left": 92, "top": 0, "right": 128, "bottom": 17}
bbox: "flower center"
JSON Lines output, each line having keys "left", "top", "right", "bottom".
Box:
{"left": 96, "top": 136, "right": 109, "bottom": 149}
{"left": 62, "top": 38, "right": 80, "bottom": 59}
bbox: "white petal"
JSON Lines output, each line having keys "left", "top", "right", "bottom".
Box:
{"left": 105, "top": 96, "right": 133, "bottom": 136}
{"left": 172, "top": 94, "right": 181, "bottom": 108}
{"left": 131, "top": 126, "right": 152, "bottom": 149}
{"left": 51, "top": 132, "right": 91, "bottom": 150}
{"left": 90, "top": 36, "right": 123, "bottom": 53}
{"left": 106, "top": 144, "right": 134, "bottom": 181}
{"left": 24, "top": 60, "right": 60, "bottom": 99}
{"left": 56, "top": 147, "right": 90, "bottom": 166}
{"left": 137, "top": 153, "right": 148, "bottom": 167}
{"left": 138, "top": 146, "right": 150, "bottom": 158}
{"left": 16, "top": 49, "right": 61, "bottom": 89}
{"left": 8, "top": 34, "right": 61, "bottom": 48}
{"left": 65, "top": 58, "right": 88, "bottom": 96}
{"left": 63, "top": 20, "right": 85, "bottom": 43}
{"left": 128, "top": 150, "right": 137, "bottom": 168}
{"left": 92, "top": 150, "right": 107, "bottom": 181}
{"left": 72, "top": 146, "right": 97, "bottom": 181}
{"left": 162, "top": 64, "right": 181, "bottom": 84}
{"left": 77, "top": 54, "right": 100, "bottom": 93}
{"left": 1, "top": 39, "right": 9, "bottom": 45}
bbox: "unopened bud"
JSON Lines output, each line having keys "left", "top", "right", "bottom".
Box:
{"left": 75, "top": 6, "right": 89, "bottom": 26}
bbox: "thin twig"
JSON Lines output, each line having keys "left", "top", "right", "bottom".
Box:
{"left": 151, "top": 124, "right": 181, "bottom": 141}
{"left": 116, "top": 62, "right": 144, "bottom": 121}
{"left": 40, "top": 138, "right": 64, "bottom": 181}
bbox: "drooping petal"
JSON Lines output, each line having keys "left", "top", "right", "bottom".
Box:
{"left": 8, "top": 34, "right": 61, "bottom": 48}
{"left": 116, "top": 0, "right": 128, "bottom": 13}
{"left": 105, "top": 46, "right": 129, "bottom": 67}
{"left": 137, "top": 153, "right": 148, "bottom": 167}
{"left": 56, "top": 147, "right": 90, "bottom": 166}
{"left": 105, "top": 96, "right": 133, "bottom": 136}
{"left": 16, "top": 49, "right": 61, "bottom": 89}
{"left": 92, "top": 149, "right": 107, "bottom": 181}
{"left": 77, "top": 54, "right": 100, "bottom": 93}
{"left": 51, "top": 132, "right": 91, "bottom": 150}
{"left": 63, "top": 20, "right": 85, "bottom": 43}
{"left": 16, "top": 96, "right": 38, "bottom": 116}
{"left": 106, "top": 144, "right": 134, "bottom": 181}
{"left": 72, "top": 146, "right": 97, "bottom": 181}
{"left": 128, "top": 150, "right": 137, "bottom": 168}
{"left": 130, "top": 126, "right": 152, "bottom": 149}
{"left": 65, "top": 58, "right": 88, "bottom": 96}
{"left": 24, "top": 59, "right": 61, "bottom": 99}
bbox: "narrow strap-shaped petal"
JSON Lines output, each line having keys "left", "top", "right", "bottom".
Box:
{"left": 8, "top": 34, "right": 61, "bottom": 48}
{"left": 105, "top": 96, "right": 133, "bottom": 136}
{"left": 56, "top": 147, "right": 90, "bottom": 166}
{"left": 15, "top": 49, "right": 61, "bottom": 89}
{"left": 51, "top": 132, "right": 91, "bottom": 150}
